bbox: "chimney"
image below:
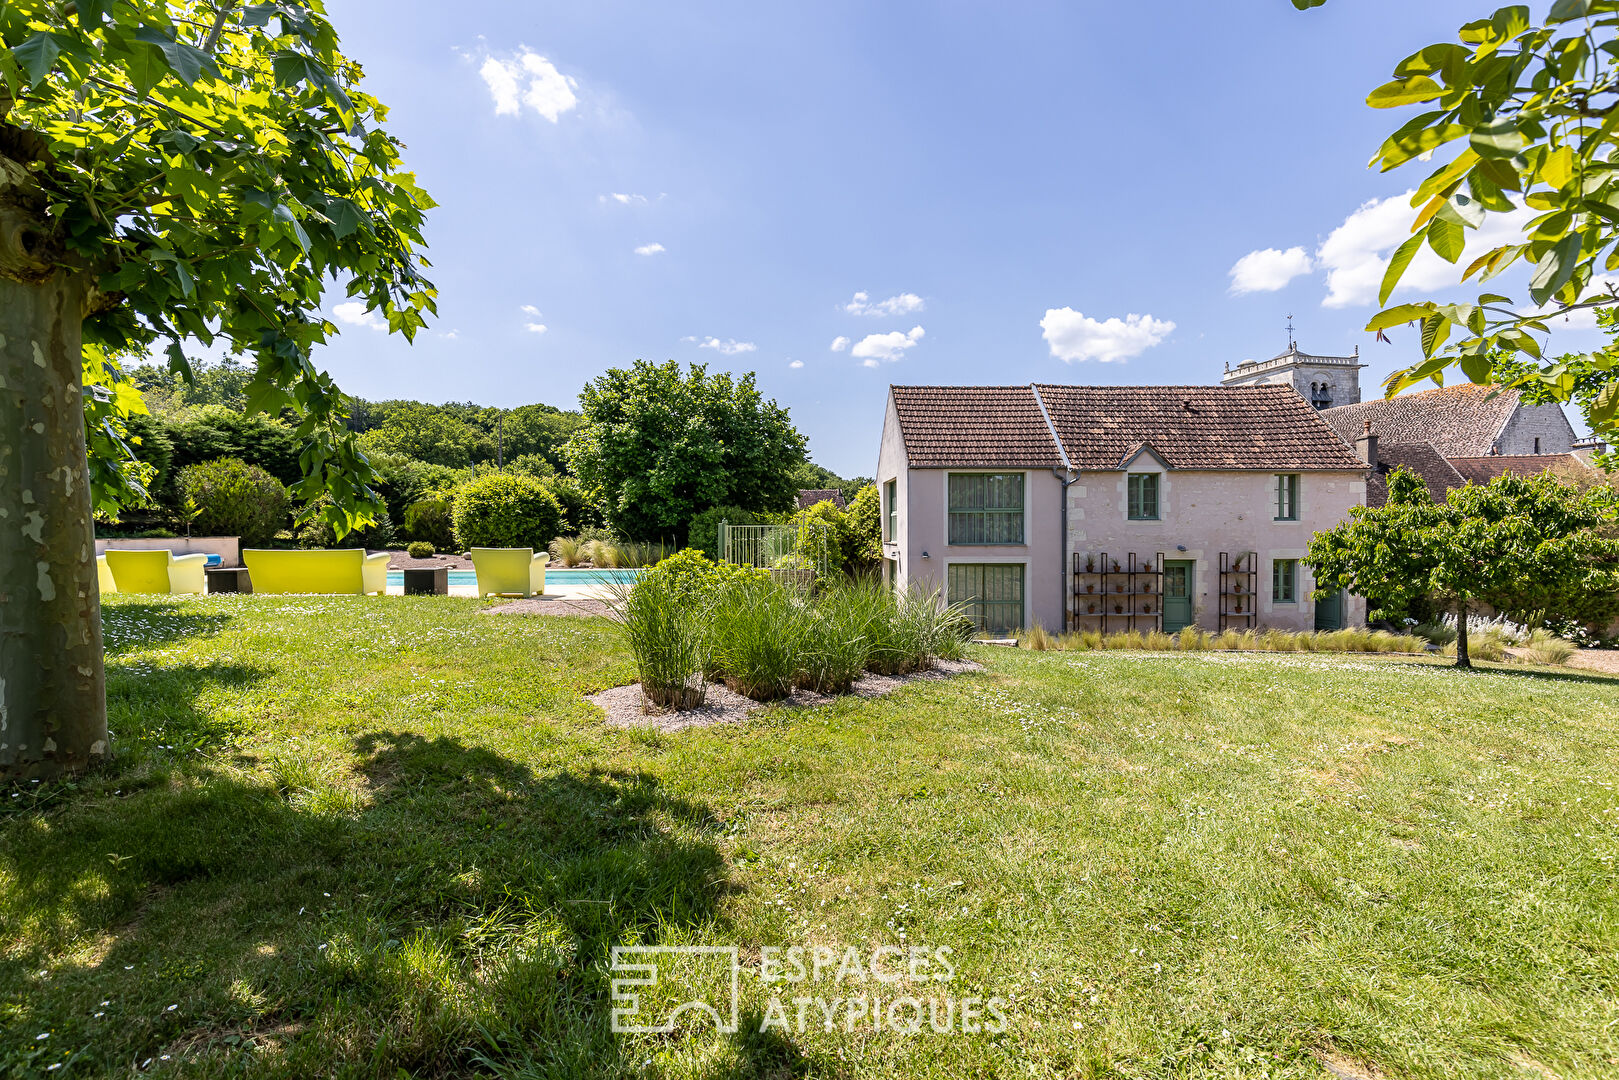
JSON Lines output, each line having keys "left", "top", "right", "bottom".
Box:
{"left": 1354, "top": 419, "right": 1378, "bottom": 467}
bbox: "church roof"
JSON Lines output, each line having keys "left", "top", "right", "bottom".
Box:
{"left": 1322, "top": 383, "right": 1522, "bottom": 458}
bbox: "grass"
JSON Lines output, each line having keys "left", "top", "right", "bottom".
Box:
{"left": 3, "top": 595, "right": 1618, "bottom": 1078}
{"left": 1018, "top": 625, "right": 1431, "bottom": 654}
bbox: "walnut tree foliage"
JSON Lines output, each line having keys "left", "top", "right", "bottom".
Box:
{"left": 1, "top": 0, "right": 435, "bottom": 530}
{"left": 1293, "top": 0, "right": 1619, "bottom": 439}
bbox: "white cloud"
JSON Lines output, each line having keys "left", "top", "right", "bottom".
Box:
{"left": 789, "top": 359, "right": 804, "bottom": 369}
{"left": 851, "top": 326, "right": 925, "bottom": 366}
{"left": 332, "top": 301, "right": 383, "bottom": 330}
{"left": 693, "top": 336, "right": 756, "bottom": 355}
{"left": 520, "top": 304, "right": 540, "bottom": 315}
{"left": 525, "top": 322, "right": 547, "bottom": 334}
{"left": 442, "top": 329, "right": 459, "bottom": 340}
{"left": 603, "top": 192, "right": 648, "bottom": 205}
{"left": 479, "top": 50, "right": 579, "bottom": 121}
{"left": 1229, "top": 247, "right": 1313, "bottom": 295}
{"left": 843, "top": 290, "right": 925, "bottom": 317}
{"left": 829, "top": 336, "right": 850, "bottom": 352}
{"left": 1040, "top": 309, "right": 1174, "bottom": 363}
{"left": 1317, "top": 191, "right": 1533, "bottom": 308}
{"left": 634, "top": 242, "right": 666, "bottom": 256}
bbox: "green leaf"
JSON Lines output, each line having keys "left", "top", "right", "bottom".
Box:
{"left": 1368, "top": 76, "right": 1445, "bottom": 108}
{"left": 12, "top": 33, "right": 62, "bottom": 85}
{"left": 1366, "top": 303, "right": 1436, "bottom": 332}
{"left": 1458, "top": 352, "right": 1494, "bottom": 383}
{"left": 1439, "top": 192, "right": 1485, "bottom": 229}
{"left": 324, "top": 197, "right": 363, "bottom": 241}
{"left": 1381, "top": 233, "right": 1425, "bottom": 306}
{"left": 75, "top": 0, "right": 113, "bottom": 24}
{"left": 1427, "top": 215, "right": 1466, "bottom": 263}
{"left": 1291, "top": 0, "right": 1327, "bottom": 8}
{"left": 273, "top": 203, "right": 311, "bottom": 254}
{"left": 1395, "top": 43, "right": 1472, "bottom": 78}
{"left": 1548, "top": 0, "right": 1595, "bottom": 22}
{"left": 1470, "top": 119, "right": 1529, "bottom": 159}
{"left": 133, "top": 27, "right": 218, "bottom": 86}
{"left": 1528, "top": 232, "right": 1582, "bottom": 305}
{"left": 1420, "top": 312, "right": 1452, "bottom": 358}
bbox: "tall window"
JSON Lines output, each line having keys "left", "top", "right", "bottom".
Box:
{"left": 1273, "top": 558, "right": 1298, "bottom": 603}
{"left": 1127, "top": 473, "right": 1159, "bottom": 520}
{"left": 885, "top": 479, "right": 898, "bottom": 541}
{"left": 1275, "top": 474, "right": 1299, "bottom": 521}
{"left": 947, "top": 563, "right": 1024, "bottom": 634}
{"left": 948, "top": 473, "right": 1024, "bottom": 545}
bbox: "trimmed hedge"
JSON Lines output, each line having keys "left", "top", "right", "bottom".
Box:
{"left": 452, "top": 474, "right": 563, "bottom": 551}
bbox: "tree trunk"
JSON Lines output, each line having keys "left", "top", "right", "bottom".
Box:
{"left": 1454, "top": 599, "right": 1471, "bottom": 670}
{"left": 0, "top": 271, "right": 106, "bottom": 780}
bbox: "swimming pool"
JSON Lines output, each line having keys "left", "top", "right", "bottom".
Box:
{"left": 384, "top": 567, "right": 643, "bottom": 588}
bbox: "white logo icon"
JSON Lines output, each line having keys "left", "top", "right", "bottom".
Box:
{"left": 609, "top": 945, "right": 741, "bottom": 1034}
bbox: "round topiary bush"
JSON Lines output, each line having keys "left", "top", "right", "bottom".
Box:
{"left": 174, "top": 456, "right": 289, "bottom": 547}
{"left": 451, "top": 473, "right": 563, "bottom": 551}
{"left": 407, "top": 541, "right": 435, "bottom": 559}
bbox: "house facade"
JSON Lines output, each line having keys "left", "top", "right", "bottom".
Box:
{"left": 877, "top": 384, "right": 1369, "bottom": 636}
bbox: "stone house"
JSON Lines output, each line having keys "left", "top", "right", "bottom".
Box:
{"left": 876, "top": 384, "right": 1369, "bottom": 636}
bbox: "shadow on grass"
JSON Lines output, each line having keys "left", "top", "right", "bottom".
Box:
{"left": 1372, "top": 656, "right": 1619, "bottom": 687}
{"left": 0, "top": 728, "right": 777, "bottom": 1077}
{"left": 100, "top": 599, "right": 234, "bottom": 655}
{"left": 105, "top": 661, "right": 268, "bottom": 754}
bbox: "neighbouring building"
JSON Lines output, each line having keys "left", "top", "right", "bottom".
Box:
{"left": 1221, "top": 343, "right": 1366, "bottom": 410}
{"left": 1321, "top": 381, "right": 1578, "bottom": 458}
{"left": 876, "top": 384, "right": 1369, "bottom": 636}
{"left": 795, "top": 488, "right": 847, "bottom": 510}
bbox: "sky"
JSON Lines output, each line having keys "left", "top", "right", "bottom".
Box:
{"left": 316, "top": 0, "right": 1596, "bottom": 479}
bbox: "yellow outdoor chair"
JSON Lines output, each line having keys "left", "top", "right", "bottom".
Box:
{"left": 101, "top": 549, "right": 208, "bottom": 595}
{"left": 96, "top": 554, "right": 116, "bottom": 595}
{"left": 469, "top": 548, "right": 547, "bottom": 597}
{"left": 242, "top": 549, "right": 390, "bottom": 594}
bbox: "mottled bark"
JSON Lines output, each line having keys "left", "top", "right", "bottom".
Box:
{"left": 0, "top": 272, "right": 106, "bottom": 779}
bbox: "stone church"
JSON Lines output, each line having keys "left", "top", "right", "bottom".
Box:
{"left": 1221, "top": 342, "right": 1587, "bottom": 505}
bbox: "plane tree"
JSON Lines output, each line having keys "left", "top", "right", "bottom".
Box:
{"left": 0, "top": 0, "right": 434, "bottom": 780}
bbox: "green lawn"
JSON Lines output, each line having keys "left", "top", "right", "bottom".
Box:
{"left": 3, "top": 595, "right": 1618, "bottom": 1079}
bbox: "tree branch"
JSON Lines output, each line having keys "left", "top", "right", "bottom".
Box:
{"left": 202, "top": 2, "right": 238, "bottom": 55}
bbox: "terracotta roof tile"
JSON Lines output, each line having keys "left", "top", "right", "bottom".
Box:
{"left": 795, "top": 488, "right": 847, "bottom": 510}
{"left": 890, "top": 385, "right": 1063, "bottom": 468}
{"left": 1446, "top": 454, "right": 1582, "bottom": 485}
{"left": 1322, "top": 384, "right": 1519, "bottom": 457}
{"left": 1033, "top": 384, "right": 1367, "bottom": 470}
{"left": 1365, "top": 442, "right": 1466, "bottom": 507}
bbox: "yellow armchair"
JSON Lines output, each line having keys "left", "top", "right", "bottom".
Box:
{"left": 242, "top": 549, "right": 391, "bottom": 594}
{"left": 469, "top": 548, "right": 547, "bottom": 597}
{"left": 101, "top": 549, "right": 208, "bottom": 595}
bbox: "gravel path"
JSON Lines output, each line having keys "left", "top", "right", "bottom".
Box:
{"left": 481, "top": 596, "right": 617, "bottom": 618}
{"left": 1567, "top": 648, "right": 1619, "bottom": 675}
{"left": 590, "top": 658, "right": 983, "bottom": 732}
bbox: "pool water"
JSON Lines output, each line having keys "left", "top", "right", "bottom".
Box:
{"left": 384, "top": 567, "right": 642, "bottom": 588}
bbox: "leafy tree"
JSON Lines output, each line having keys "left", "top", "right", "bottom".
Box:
{"left": 540, "top": 473, "right": 605, "bottom": 536}
{"left": 845, "top": 483, "right": 883, "bottom": 567}
{"left": 566, "top": 360, "right": 808, "bottom": 541}
{"left": 686, "top": 506, "right": 760, "bottom": 562}
{"left": 0, "top": 1, "right": 433, "bottom": 779}
{"left": 1306, "top": 467, "right": 1619, "bottom": 666}
{"left": 128, "top": 356, "right": 254, "bottom": 416}
{"left": 164, "top": 405, "right": 304, "bottom": 487}
{"left": 501, "top": 404, "right": 584, "bottom": 474}
{"left": 174, "top": 457, "right": 289, "bottom": 547}
{"left": 357, "top": 404, "right": 479, "bottom": 469}
{"left": 1294, "top": 0, "right": 1619, "bottom": 440}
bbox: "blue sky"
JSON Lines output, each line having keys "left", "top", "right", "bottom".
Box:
{"left": 318, "top": 0, "right": 1595, "bottom": 478}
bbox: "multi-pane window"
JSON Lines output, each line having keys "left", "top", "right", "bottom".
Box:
{"left": 1127, "top": 473, "right": 1160, "bottom": 520}
{"left": 885, "top": 479, "right": 898, "bottom": 542}
{"left": 1275, "top": 474, "right": 1299, "bottom": 520}
{"left": 1273, "top": 558, "right": 1298, "bottom": 603}
{"left": 947, "top": 563, "right": 1025, "bottom": 635}
{"left": 948, "top": 473, "right": 1024, "bottom": 545}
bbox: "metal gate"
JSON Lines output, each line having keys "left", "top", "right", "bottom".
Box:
{"left": 718, "top": 520, "right": 833, "bottom": 577}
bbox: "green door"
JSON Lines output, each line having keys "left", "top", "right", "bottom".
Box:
{"left": 1314, "top": 589, "right": 1344, "bottom": 631}
{"left": 1162, "top": 560, "right": 1195, "bottom": 632}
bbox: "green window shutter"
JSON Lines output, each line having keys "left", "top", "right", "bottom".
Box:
{"left": 1273, "top": 558, "right": 1296, "bottom": 602}
{"left": 1275, "top": 475, "right": 1298, "bottom": 520}
{"left": 1128, "top": 474, "right": 1159, "bottom": 520}
{"left": 885, "top": 479, "right": 898, "bottom": 541}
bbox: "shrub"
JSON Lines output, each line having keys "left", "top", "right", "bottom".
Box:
{"left": 402, "top": 498, "right": 455, "bottom": 550}
{"left": 845, "top": 484, "right": 882, "bottom": 567}
{"left": 407, "top": 541, "right": 435, "bottom": 559}
{"left": 174, "top": 457, "right": 289, "bottom": 546}
{"left": 609, "top": 572, "right": 709, "bottom": 711}
{"left": 451, "top": 473, "right": 562, "bottom": 551}
{"left": 791, "top": 501, "right": 850, "bottom": 574}
{"left": 641, "top": 548, "right": 768, "bottom": 604}
{"left": 541, "top": 474, "right": 606, "bottom": 536}
{"left": 707, "top": 576, "right": 806, "bottom": 700}
{"left": 1520, "top": 628, "right": 1576, "bottom": 666}
{"left": 549, "top": 537, "right": 584, "bottom": 566}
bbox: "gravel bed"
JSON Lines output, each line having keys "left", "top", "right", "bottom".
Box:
{"left": 481, "top": 597, "right": 617, "bottom": 618}
{"left": 589, "top": 658, "right": 983, "bottom": 732}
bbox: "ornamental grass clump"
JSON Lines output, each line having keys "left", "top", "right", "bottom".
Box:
{"left": 548, "top": 537, "right": 584, "bottom": 566}
{"left": 707, "top": 576, "right": 805, "bottom": 701}
{"left": 608, "top": 572, "right": 709, "bottom": 712}
{"left": 800, "top": 581, "right": 885, "bottom": 692}
{"left": 1521, "top": 628, "right": 1576, "bottom": 666}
